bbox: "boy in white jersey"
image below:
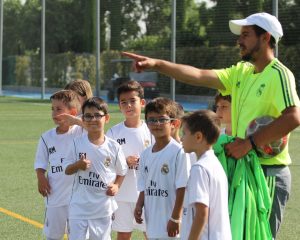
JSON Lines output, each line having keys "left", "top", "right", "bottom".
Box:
{"left": 64, "top": 97, "right": 128, "bottom": 240}
{"left": 34, "top": 90, "right": 83, "bottom": 240}
{"left": 106, "top": 80, "right": 152, "bottom": 240}
{"left": 180, "top": 110, "right": 231, "bottom": 240}
{"left": 135, "top": 97, "right": 190, "bottom": 239}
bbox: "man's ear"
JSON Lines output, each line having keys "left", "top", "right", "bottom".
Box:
{"left": 263, "top": 32, "right": 271, "bottom": 44}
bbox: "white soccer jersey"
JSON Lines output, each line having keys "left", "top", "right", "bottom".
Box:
{"left": 138, "top": 138, "right": 191, "bottom": 239}
{"left": 64, "top": 135, "right": 128, "bottom": 220}
{"left": 34, "top": 125, "right": 85, "bottom": 207}
{"left": 181, "top": 150, "right": 232, "bottom": 240}
{"left": 106, "top": 121, "right": 154, "bottom": 202}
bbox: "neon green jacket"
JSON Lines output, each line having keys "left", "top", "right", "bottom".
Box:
{"left": 213, "top": 134, "right": 272, "bottom": 240}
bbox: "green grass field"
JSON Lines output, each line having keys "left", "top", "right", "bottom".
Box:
{"left": 0, "top": 96, "right": 299, "bottom": 239}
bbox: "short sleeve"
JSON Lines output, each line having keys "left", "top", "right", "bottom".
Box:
{"left": 137, "top": 151, "right": 146, "bottom": 191}
{"left": 115, "top": 146, "right": 128, "bottom": 176}
{"left": 188, "top": 165, "right": 210, "bottom": 207}
{"left": 272, "top": 67, "right": 300, "bottom": 112}
{"left": 34, "top": 136, "right": 49, "bottom": 170}
{"left": 63, "top": 140, "right": 78, "bottom": 169}
{"left": 175, "top": 149, "right": 191, "bottom": 189}
{"left": 213, "top": 67, "right": 234, "bottom": 96}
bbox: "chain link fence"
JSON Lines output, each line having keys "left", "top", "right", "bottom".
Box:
{"left": 1, "top": 0, "right": 300, "bottom": 103}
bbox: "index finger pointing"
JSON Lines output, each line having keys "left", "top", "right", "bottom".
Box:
{"left": 122, "top": 52, "right": 145, "bottom": 61}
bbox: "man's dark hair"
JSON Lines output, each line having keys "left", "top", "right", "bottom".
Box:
{"left": 253, "top": 25, "right": 276, "bottom": 49}
{"left": 181, "top": 110, "right": 221, "bottom": 145}
{"left": 82, "top": 97, "right": 108, "bottom": 115}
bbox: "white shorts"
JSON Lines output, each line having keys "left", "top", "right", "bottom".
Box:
{"left": 43, "top": 205, "right": 68, "bottom": 239}
{"left": 112, "top": 201, "right": 146, "bottom": 232}
{"left": 68, "top": 217, "right": 112, "bottom": 240}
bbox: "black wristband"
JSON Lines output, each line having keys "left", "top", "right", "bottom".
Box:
{"left": 249, "top": 135, "right": 258, "bottom": 151}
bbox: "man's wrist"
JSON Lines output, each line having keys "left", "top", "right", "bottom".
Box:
{"left": 248, "top": 135, "right": 258, "bottom": 152}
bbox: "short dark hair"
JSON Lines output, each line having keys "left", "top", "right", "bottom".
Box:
{"left": 145, "top": 97, "right": 177, "bottom": 119}
{"left": 50, "top": 90, "right": 81, "bottom": 112}
{"left": 215, "top": 93, "right": 231, "bottom": 104}
{"left": 252, "top": 25, "right": 276, "bottom": 49}
{"left": 117, "top": 80, "right": 144, "bottom": 100}
{"left": 181, "top": 110, "right": 221, "bottom": 145}
{"left": 81, "top": 97, "right": 108, "bottom": 115}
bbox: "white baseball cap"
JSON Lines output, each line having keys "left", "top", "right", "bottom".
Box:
{"left": 229, "top": 12, "right": 283, "bottom": 43}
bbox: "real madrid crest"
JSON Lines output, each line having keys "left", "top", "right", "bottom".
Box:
{"left": 104, "top": 157, "right": 111, "bottom": 167}
{"left": 161, "top": 164, "right": 169, "bottom": 175}
{"left": 144, "top": 140, "right": 150, "bottom": 148}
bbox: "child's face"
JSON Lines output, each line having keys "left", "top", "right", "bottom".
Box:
{"left": 181, "top": 123, "right": 197, "bottom": 153}
{"left": 82, "top": 106, "right": 109, "bottom": 133}
{"left": 51, "top": 99, "right": 75, "bottom": 126}
{"left": 146, "top": 112, "right": 175, "bottom": 139}
{"left": 215, "top": 99, "right": 231, "bottom": 125}
{"left": 119, "top": 91, "right": 145, "bottom": 120}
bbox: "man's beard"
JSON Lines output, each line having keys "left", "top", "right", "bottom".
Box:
{"left": 240, "top": 40, "right": 261, "bottom": 62}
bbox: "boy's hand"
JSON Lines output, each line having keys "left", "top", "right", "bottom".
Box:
{"left": 37, "top": 174, "right": 51, "bottom": 197}
{"left": 126, "top": 156, "right": 140, "bottom": 168}
{"left": 167, "top": 219, "right": 180, "bottom": 237}
{"left": 106, "top": 183, "right": 119, "bottom": 196}
{"left": 77, "top": 155, "right": 91, "bottom": 170}
{"left": 134, "top": 205, "right": 143, "bottom": 224}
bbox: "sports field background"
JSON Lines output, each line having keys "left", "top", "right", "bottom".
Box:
{"left": 0, "top": 96, "right": 299, "bottom": 239}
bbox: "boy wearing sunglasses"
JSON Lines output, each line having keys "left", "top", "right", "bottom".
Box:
{"left": 134, "top": 97, "right": 191, "bottom": 239}
{"left": 64, "top": 97, "right": 128, "bottom": 240}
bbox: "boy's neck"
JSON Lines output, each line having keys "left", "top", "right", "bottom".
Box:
{"left": 152, "top": 136, "right": 172, "bottom": 152}
{"left": 195, "top": 145, "right": 212, "bottom": 159}
{"left": 56, "top": 125, "right": 71, "bottom": 134}
{"left": 88, "top": 131, "right": 105, "bottom": 146}
{"left": 124, "top": 117, "right": 142, "bottom": 128}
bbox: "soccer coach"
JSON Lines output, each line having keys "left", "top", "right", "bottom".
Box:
{"left": 123, "top": 12, "right": 300, "bottom": 239}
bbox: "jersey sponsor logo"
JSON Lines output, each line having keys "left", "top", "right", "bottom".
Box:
{"left": 48, "top": 146, "right": 56, "bottom": 154}
{"left": 117, "top": 138, "right": 126, "bottom": 145}
{"left": 104, "top": 157, "right": 111, "bottom": 167}
{"left": 161, "top": 164, "right": 169, "bottom": 175}
{"left": 256, "top": 83, "right": 266, "bottom": 97}
{"left": 51, "top": 165, "right": 63, "bottom": 173}
{"left": 145, "top": 180, "right": 168, "bottom": 197}
{"left": 60, "top": 158, "right": 64, "bottom": 163}
{"left": 79, "top": 152, "right": 87, "bottom": 159}
{"left": 144, "top": 166, "right": 148, "bottom": 173}
{"left": 78, "top": 171, "right": 107, "bottom": 189}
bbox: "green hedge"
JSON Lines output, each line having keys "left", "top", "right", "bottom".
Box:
{"left": 3, "top": 45, "right": 300, "bottom": 95}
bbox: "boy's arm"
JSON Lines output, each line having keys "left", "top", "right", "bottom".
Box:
{"left": 65, "top": 155, "right": 91, "bottom": 175}
{"left": 134, "top": 191, "right": 145, "bottom": 224}
{"left": 167, "top": 187, "right": 185, "bottom": 237}
{"left": 36, "top": 168, "right": 51, "bottom": 197}
{"left": 56, "top": 113, "right": 84, "bottom": 128}
{"left": 106, "top": 175, "right": 125, "bottom": 196}
{"left": 188, "top": 203, "right": 208, "bottom": 240}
